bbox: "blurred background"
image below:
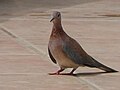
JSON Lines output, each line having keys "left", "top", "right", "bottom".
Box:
{"left": 0, "top": 0, "right": 99, "bottom": 22}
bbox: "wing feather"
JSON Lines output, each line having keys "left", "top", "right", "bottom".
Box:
{"left": 48, "top": 47, "right": 57, "bottom": 64}
{"left": 63, "top": 43, "right": 84, "bottom": 65}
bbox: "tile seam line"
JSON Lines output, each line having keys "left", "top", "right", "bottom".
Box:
{"left": 0, "top": 26, "right": 103, "bottom": 90}
{"left": 0, "top": 26, "right": 48, "bottom": 59}
{"left": 77, "top": 77, "right": 103, "bottom": 90}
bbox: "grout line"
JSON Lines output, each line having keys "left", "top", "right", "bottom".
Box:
{"left": 0, "top": 27, "right": 17, "bottom": 38}
{"left": 0, "top": 26, "right": 48, "bottom": 59}
{"left": 78, "top": 77, "right": 103, "bottom": 90}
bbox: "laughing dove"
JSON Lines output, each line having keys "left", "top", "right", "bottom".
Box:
{"left": 48, "top": 11, "right": 118, "bottom": 75}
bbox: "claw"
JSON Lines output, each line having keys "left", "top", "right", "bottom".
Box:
{"left": 48, "top": 72, "right": 60, "bottom": 75}
{"left": 60, "top": 73, "right": 76, "bottom": 76}
{"left": 49, "top": 68, "right": 65, "bottom": 75}
{"left": 48, "top": 72, "right": 76, "bottom": 76}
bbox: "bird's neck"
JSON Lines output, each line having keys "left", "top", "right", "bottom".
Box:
{"left": 51, "top": 21, "right": 66, "bottom": 37}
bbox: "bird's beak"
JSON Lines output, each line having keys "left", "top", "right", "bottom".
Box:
{"left": 50, "top": 17, "right": 54, "bottom": 22}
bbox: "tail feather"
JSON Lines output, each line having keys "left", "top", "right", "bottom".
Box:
{"left": 98, "top": 64, "right": 118, "bottom": 73}
{"left": 90, "top": 57, "right": 118, "bottom": 73}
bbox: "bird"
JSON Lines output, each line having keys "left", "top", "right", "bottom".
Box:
{"left": 48, "top": 11, "right": 118, "bottom": 75}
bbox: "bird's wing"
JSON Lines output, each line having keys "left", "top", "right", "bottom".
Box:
{"left": 48, "top": 47, "right": 57, "bottom": 64}
{"left": 62, "top": 41, "right": 85, "bottom": 65}
{"left": 62, "top": 39, "right": 97, "bottom": 67}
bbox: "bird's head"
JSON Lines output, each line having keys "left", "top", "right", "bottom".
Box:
{"left": 50, "top": 11, "right": 61, "bottom": 23}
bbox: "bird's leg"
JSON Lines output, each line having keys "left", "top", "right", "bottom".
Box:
{"left": 69, "top": 68, "right": 76, "bottom": 75}
{"left": 60, "top": 68, "right": 77, "bottom": 75}
{"left": 49, "top": 68, "right": 65, "bottom": 75}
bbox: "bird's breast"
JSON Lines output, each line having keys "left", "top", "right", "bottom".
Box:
{"left": 49, "top": 38, "right": 63, "bottom": 51}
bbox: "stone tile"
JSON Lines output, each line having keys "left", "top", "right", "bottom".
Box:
{"left": 0, "top": 28, "right": 36, "bottom": 55}
{"left": 82, "top": 74, "right": 120, "bottom": 90}
{"left": 0, "top": 74, "right": 91, "bottom": 90}
{"left": 0, "top": 55, "right": 55, "bottom": 74}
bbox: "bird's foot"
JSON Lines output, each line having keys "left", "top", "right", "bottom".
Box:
{"left": 48, "top": 72, "right": 60, "bottom": 75}
{"left": 60, "top": 73, "right": 76, "bottom": 76}
{"left": 49, "top": 68, "right": 65, "bottom": 75}
{"left": 49, "top": 72, "right": 76, "bottom": 76}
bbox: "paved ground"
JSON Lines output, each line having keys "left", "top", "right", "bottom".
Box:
{"left": 0, "top": 0, "right": 120, "bottom": 90}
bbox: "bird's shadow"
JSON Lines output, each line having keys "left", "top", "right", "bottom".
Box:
{"left": 48, "top": 71, "right": 118, "bottom": 77}
{"left": 74, "top": 71, "right": 112, "bottom": 77}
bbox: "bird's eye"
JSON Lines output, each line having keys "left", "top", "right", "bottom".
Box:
{"left": 58, "top": 14, "right": 60, "bottom": 17}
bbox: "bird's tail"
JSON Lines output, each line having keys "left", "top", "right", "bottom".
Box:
{"left": 91, "top": 57, "right": 118, "bottom": 73}
{"left": 98, "top": 64, "right": 118, "bottom": 73}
